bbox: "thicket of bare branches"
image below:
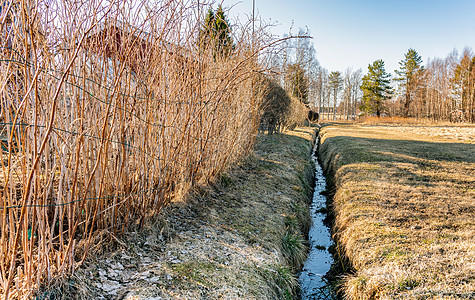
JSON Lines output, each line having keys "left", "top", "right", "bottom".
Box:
{"left": 389, "top": 48, "right": 475, "bottom": 122}
{"left": 253, "top": 28, "right": 313, "bottom": 134}
{"left": 257, "top": 76, "right": 308, "bottom": 134}
{"left": 0, "top": 0, "right": 280, "bottom": 298}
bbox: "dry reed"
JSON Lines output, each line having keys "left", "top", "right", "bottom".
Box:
{"left": 0, "top": 0, "right": 280, "bottom": 298}
{"left": 358, "top": 115, "right": 469, "bottom": 126}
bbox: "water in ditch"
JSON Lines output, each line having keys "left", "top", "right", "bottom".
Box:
{"left": 299, "top": 141, "right": 338, "bottom": 300}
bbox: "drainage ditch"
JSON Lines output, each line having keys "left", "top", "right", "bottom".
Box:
{"left": 299, "top": 138, "right": 339, "bottom": 300}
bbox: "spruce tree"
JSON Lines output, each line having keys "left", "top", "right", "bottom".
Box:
{"left": 198, "top": 5, "right": 234, "bottom": 59}
{"left": 360, "top": 59, "right": 393, "bottom": 116}
{"left": 394, "top": 48, "right": 424, "bottom": 116}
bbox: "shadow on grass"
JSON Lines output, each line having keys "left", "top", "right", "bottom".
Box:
{"left": 322, "top": 135, "right": 475, "bottom": 166}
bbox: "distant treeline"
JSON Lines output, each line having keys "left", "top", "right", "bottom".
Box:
{"left": 321, "top": 48, "right": 475, "bottom": 123}
{"left": 285, "top": 44, "right": 475, "bottom": 123}
{"left": 387, "top": 48, "right": 475, "bottom": 123}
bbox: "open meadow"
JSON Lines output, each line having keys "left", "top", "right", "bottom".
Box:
{"left": 318, "top": 123, "right": 475, "bottom": 299}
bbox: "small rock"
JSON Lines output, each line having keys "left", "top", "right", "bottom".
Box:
{"left": 121, "top": 254, "right": 133, "bottom": 260}
{"left": 100, "top": 280, "right": 121, "bottom": 294}
{"left": 139, "top": 271, "right": 151, "bottom": 279}
{"left": 142, "top": 257, "right": 152, "bottom": 264}
{"left": 108, "top": 269, "right": 119, "bottom": 278}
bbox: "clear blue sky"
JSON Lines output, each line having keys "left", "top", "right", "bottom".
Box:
{"left": 221, "top": 0, "right": 475, "bottom": 75}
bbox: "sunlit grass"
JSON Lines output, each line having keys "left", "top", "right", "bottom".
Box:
{"left": 319, "top": 123, "right": 475, "bottom": 299}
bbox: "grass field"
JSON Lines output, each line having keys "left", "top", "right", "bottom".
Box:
{"left": 318, "top": 123, "right": 475, "bottom": 299}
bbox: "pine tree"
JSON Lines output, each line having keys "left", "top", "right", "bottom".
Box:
{"left": 328, "top": 71, "right": 343, "bottom": 120}
{"left": 395, "top": 48, "right": 424, "bottom": 117}
{"left": 360, "top": 59, "right": 393, "bottom": 116}
{"left": 198, "top": 5, "right": 234, "bottom": 59}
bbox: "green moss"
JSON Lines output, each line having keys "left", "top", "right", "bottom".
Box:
{"left": 171, "top": 261, "right": 220, "bottom": 286}
{"left": 220, "top": 173, "right": 234, "bottom": 188}
{"left": 397, "top": 278, "right": 420, "bottom": 292}
{"left": 381, "top": 248, "right": 409, "bottom": 260}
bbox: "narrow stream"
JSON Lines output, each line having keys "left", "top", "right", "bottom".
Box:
{"left": 299, "top": 140, "right": 337, "bottom": 299}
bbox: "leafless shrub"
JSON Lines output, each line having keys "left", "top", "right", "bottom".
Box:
{"left": 0, "top": 0, "right": 284, "bottom": 298}
{"left": 284, "top": 96, "right": 308, "bottom": 130}
{"left": 257, "top": 78, "right": 308, "bottom": 134}
{"left": 258, "top": 77, "right": 291, "bottom": 134}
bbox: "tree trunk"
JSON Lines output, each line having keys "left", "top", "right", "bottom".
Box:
{"left": 333, "top": 89, "right": 337, "bottom": 120}
{"left": 404, "top": 87, "right": 411, "bottom": 117}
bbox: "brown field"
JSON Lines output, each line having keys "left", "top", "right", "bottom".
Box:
{"left": 318, "top": 123, "right": 475, "bottom": 299}
{"left": 357, "top": 116, "right": 458, "bottom": 126}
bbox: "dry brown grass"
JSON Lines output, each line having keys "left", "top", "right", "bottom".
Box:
{"left": 359, "top": 116, "right": 432, "bottom": 125}
{"left": 359, "top": 116, "right": 475, "bottom": 127}
{"left": 318, "top": 123, "right": 475, "bottom": 299}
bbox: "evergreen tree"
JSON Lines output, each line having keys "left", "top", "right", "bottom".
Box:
{"left": 328, "top": 71, "right": 343, "bottom": 120}
{"left": 395, "top": 48, "right": 424, "bottom": 116}
{"left": 286, "top": 63, "right": 309, "bottom": 104}
{"left": 360, "top": 59, "right": 393, "bottom": 116}
{"left": 198, "top": 5, "right": 234, "bottom": 59}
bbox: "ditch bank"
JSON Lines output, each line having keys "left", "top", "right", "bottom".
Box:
{"left": 37, "top": 127, "right": 317, "bottom": 299}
